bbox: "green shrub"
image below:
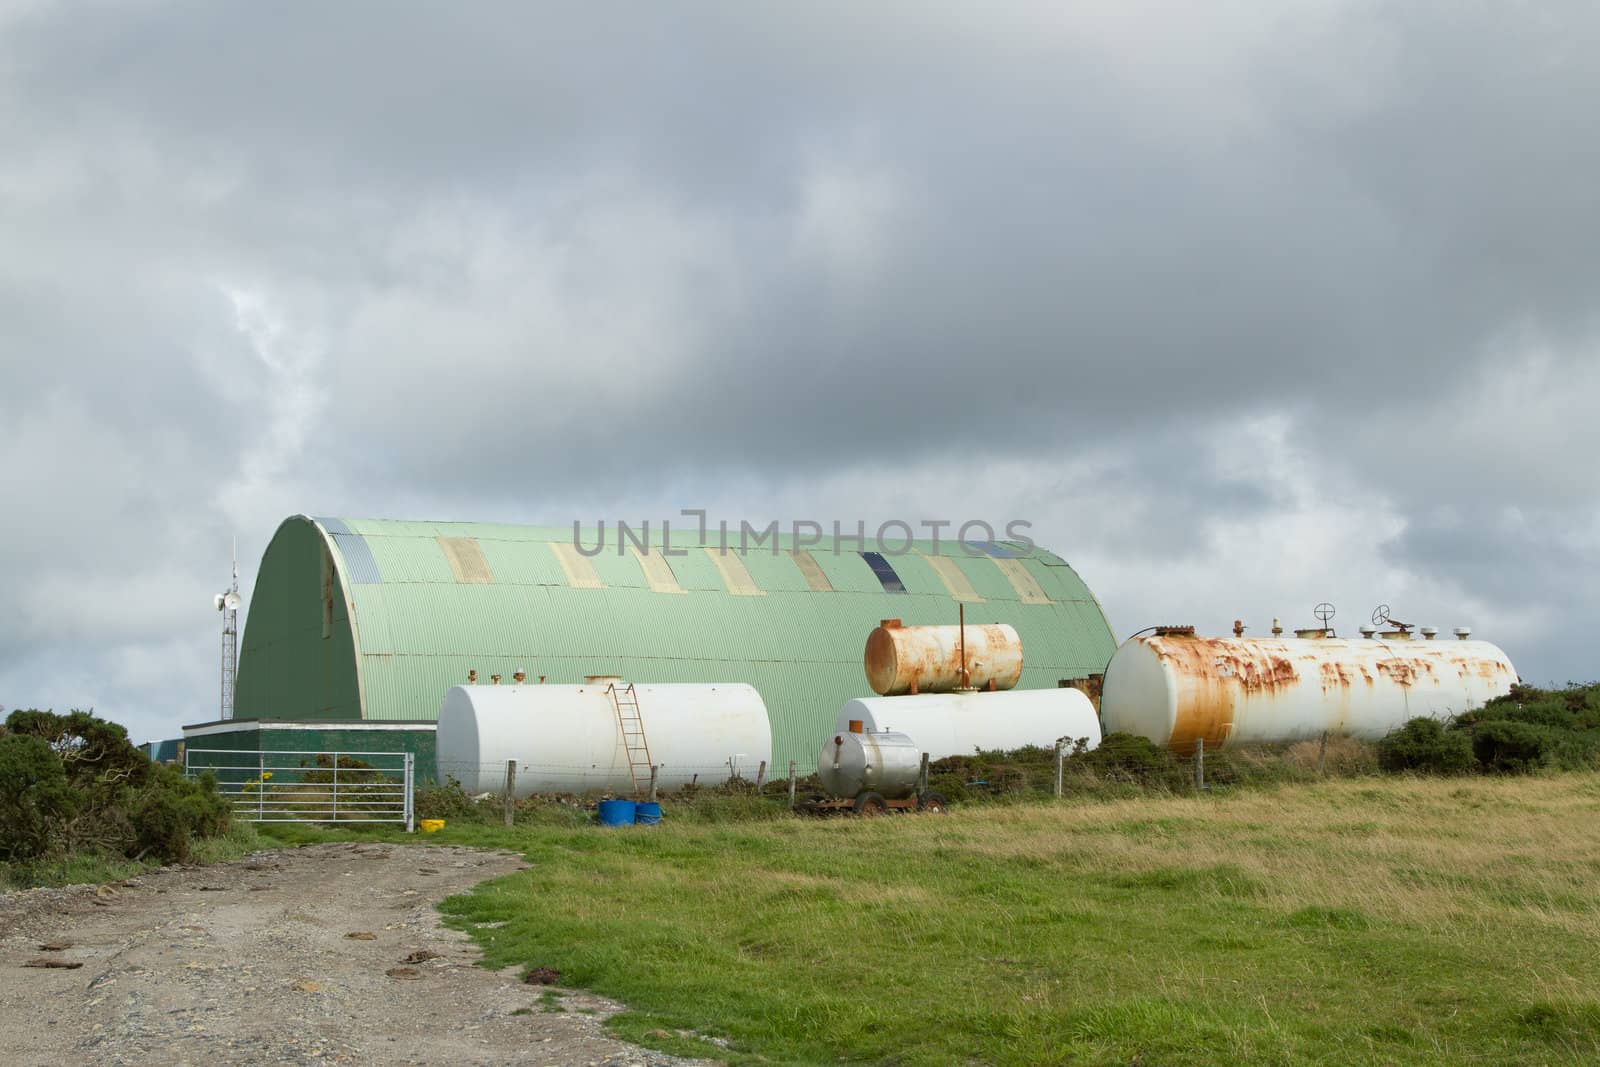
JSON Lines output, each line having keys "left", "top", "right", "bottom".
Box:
{"left": 131, "top": 766, "right": 232, "bottom": 862}
{"left": 0, "top": 708, "right": 231, "bottom": 865}
{"left": 1377, "top": 719, "right": 1475, "bottom": 775}
{"left": 0, "top": 733, "right": 79, "bottom": 860}
{"left": 1071, "top": 732, "right": 1183, "bottom": 786}
{"left": 1468, "top": 720, "right": 1556, "bottom": 775}
{"left": 415, "top": 776, "right": 489, "bottom": 821}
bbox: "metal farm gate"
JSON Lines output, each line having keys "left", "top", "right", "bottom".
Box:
{"left": 184, "top": 749, "right": 414, "bottom": 831}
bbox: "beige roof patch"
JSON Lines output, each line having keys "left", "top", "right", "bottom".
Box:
{"left": 992, "top": 557, "right": 1050, "bottom": 604}
{"left": 788, "top": 549, "right": 834, "bottom": 592}
{"left": 918, "top": 551, "right": 983, "bottom": 602}
{"left": 706, "top": 547, "right": 765, "bottom": 596}
{"left": 630, "top": 546, "right": 687, "bottom": 594}
{"left": 548, "top": 541, "right": 604, "bottom": 589}
{"left": 437, "top": 537, "right": 495, "bottom": 584}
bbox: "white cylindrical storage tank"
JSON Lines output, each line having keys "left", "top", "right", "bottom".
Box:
{"left": 435, "top": 682, "right": 772, "bottom": 796}
{"left": 864, "top": 621, "right": 1023, "bottom": 696}
{"left": 834, "top": 687, "right": 1101, "bottom": 759}
{"left": 1100, "top": 633, "right": 1518, "bottom": 750}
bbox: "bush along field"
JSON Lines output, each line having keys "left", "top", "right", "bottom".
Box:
{"left": 0, "top": 708, "right": 246, "bottom": 888}
{"left": 1379, "top": 683, "right": 1600, "bottom": 775}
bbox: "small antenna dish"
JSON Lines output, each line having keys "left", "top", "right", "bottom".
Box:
{"left": 214, "top": 593, "right": 226, "bottom": 611}
{"left": 1313, "top": 602, "right": 1335, "bottom": 629}
{"left": 224, "top": 592, "right": 242, "bottom": 611}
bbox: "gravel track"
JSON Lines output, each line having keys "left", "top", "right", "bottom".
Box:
{"left": 0, "top": 842, "right": 713, "bottom": 1066}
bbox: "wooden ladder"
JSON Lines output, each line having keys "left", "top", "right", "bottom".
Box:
{"left": 608, "top": 683, "right": 654, "bottom": 796}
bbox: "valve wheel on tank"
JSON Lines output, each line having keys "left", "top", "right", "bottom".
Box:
{"left": 916, "top": 790, "right": 949, "bottom": 815}
{"left": 853, "top": 791, "right": 888, "bottom": 817}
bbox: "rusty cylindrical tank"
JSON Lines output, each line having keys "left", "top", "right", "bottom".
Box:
{"left": 1099, "top": 632, "right": 1518, "bottom": 750}
{"left": 817, "top": 730, "right": 924, "bottom": 800}
{"left": 864, "top": 620, "right": 1023, "bottom": 696}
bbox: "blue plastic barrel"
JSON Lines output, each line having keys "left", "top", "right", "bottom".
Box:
{"left": 634, "top": 802, "right": 662, "bottom": 825}
{"left": 597, "top": 799, "right": 637, "bottom": 826}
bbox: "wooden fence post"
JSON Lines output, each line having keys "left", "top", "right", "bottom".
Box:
{"left": 755, "top": 760, "right": 767, "bottom": 791}
{"left": 503, "top": 760, "right": 516, "bottom": 828}
{"left": 788, "top": 760, "right": 797, "bottom": 809}
{"left": 1194, "top": 739, "right": 1205, "bottom": 791}
{"left": 1317, "top": 731, "right": 1329, "bottom": 776}
{"left": 647, "top": 765, "right": 659, "bottom": 803}
{"left": 918, "top": 752, "right": 930, "bottom": 794}
{"left": 1055, "top": 740, "right": 1065, "bottom": 798}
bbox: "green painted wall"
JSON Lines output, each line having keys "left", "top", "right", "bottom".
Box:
{"left": 182, "top": 722, "right": 439, "bottom": 784}
{"left": 235, "top": 518, "right": 362, "bottom": 722}
{"left": 235, "top": 516, "right": 1118, "bottom": 768}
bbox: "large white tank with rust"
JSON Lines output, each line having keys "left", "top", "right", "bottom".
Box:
{"left": 817, "top": 729, "right": 924, "bottom": 800}
{"left": 435, "top": 682, "right": 772, "bottom": 796}
{"left": 864, "top": 619, "right": 1023, "bottom": 695}
{"left": 1100, "top": 630, "right": 1518, "bottom": 750}
{"left": 835, "top": 688, "right": 1102, "bottom": 759}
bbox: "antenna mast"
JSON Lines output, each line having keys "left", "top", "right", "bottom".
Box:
{"left": 217, "top": 539, "right": 242, "bottom": 721}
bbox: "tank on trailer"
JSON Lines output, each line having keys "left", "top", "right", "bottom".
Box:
{"left": 810, "top": 725, "right": 949, "bottom": 816}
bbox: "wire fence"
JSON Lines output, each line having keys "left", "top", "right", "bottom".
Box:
{"left": 185, "top": 749, "right": 414, "bottom": 830}
{"left": 432, "top": 756, "right": 784, "bottom": 796}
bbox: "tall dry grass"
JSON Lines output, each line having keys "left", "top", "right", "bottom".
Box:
{"left": 932, "top": 775, "right": 1600, "bottom": 935}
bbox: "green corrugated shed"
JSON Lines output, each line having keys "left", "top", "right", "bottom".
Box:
{"left": 235, "top": 516, "right": 1116, "bottom": 767}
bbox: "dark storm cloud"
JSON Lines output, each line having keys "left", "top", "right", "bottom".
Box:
{"left": 1, "top": 2, "right": 1597, "bottom": 735}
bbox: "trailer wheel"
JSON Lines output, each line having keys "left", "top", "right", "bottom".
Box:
{"left": 917, "top": 790, "right": 949, "bottom": 815}
{"left": 853, "top": 791, "right": 888, "bottom": 817}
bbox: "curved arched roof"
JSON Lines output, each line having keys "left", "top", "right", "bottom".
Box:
{"left": 235, "top": 515, "right": 1116, "bottom": 766}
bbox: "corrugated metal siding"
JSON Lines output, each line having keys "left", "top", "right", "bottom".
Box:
{"left": 586, "top": 543, "right": 650, "bottom": 589}
{"left": 331, "top": 532, "right": 383, "bottom": 585}
{"left": 476, "top": 538, "right": 566, "bottom": 585}
{"left": 737, "top": 547, "right": 812, "bottom": 592}
{"left": 803, "top": 548, "right": 882, "bottom": 593}
{"left": 651, "top": 544, "right": 724, "bottom": 591}
{"left": 235, "top": 516, "right": 1118, "bottom": 766}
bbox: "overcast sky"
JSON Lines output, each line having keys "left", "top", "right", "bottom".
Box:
{"left": 2, "top": 2, "right": 1596, "bottom": 743}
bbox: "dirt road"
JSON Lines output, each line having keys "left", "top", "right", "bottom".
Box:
{"left": 0, "top": 843, "right": 713, "bottom": 1066}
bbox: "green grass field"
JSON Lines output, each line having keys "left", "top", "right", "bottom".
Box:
{"left": 421, "top": 776, "right": 1600, "bottom": 1066}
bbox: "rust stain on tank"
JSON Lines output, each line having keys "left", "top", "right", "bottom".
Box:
{"left": 1319, "top": 660, "right": 1362, "bottom": 691}
{"left": 1146, "top": 635, "right": 1305, "bottom": 750}
{"left": 1375, "top": 660, "right": 1416, "bottom": 687}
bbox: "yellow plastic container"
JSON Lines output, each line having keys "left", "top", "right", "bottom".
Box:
{"left": 419, "top": 819, "right": 446, "bottom": 833}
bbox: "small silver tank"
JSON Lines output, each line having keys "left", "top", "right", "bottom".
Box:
{"left": 817, "top": 730, "right": 923, "bottom": 800}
